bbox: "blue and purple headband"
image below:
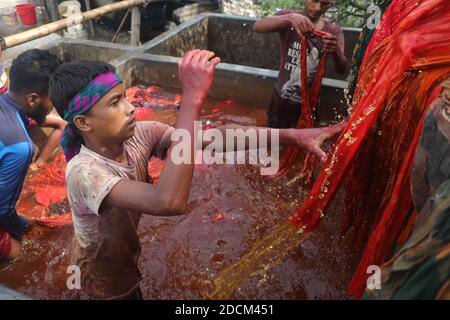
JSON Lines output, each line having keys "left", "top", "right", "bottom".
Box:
{"left": 60, "top": 71, "right": 123, "bottom": 162}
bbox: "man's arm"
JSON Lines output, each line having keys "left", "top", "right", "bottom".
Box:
{"left": 322, "top": 33, "right": 347, "bottom": 74}
{"left": 253, "top": 12, "right": 315, "bottom": 37}
{"left": 201, "top": 123, "right": 345, "bottom": 162}
{"left": 102, "top": 50, "right": 220, "bottom": 216}
{"left": 40, "top": 112, "right": 67, "bottom": 130}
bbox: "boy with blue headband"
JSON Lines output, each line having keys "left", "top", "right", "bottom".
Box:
{"left": 50, "top": 50, "right": 344, "bottom": 299}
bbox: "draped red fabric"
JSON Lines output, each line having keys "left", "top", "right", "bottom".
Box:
{"left": 287, "top": 0, "right": 450, "bottom": 298}
{"left": 274, "top": 32, "right": 328, "bottom": 180}
{"left": 358, "top": 0, "right": 409, "bottom": 78}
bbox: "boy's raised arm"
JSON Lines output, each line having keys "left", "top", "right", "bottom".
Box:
{"left": 103, "top": 50, "right": 220, "bottom": 216}
{"left": 253, "top": 12, "right": 314, "bottom": 37}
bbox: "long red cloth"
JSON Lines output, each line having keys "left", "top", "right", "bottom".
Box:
{"left": 274, "top": 31, "right": 328, "bottom": 180}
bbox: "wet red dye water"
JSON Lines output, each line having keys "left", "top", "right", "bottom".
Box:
{"left": 0, "top": 88, "right": 361, "bottom": 299}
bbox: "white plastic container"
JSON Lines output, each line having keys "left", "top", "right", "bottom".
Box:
{"left": 0, "top": 7, "right": 19, "bottom": 26}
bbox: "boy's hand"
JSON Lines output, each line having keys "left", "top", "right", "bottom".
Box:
{"left": 288, "top": 13, "right": 315, "bottom": 37}
{"left": 289, "top": 121, "right": 347, "bottom": 162}
{"left": 178, "top": 50, "right": 221, "bottom": 106}
{"left": 322, "top": 33, "right": 339, "bottom": 54}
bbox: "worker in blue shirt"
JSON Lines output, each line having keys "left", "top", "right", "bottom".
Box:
{"left": 0, "top": 49, "right": 60, "bottom": 260}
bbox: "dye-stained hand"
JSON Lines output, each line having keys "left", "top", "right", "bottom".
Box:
{"left": 288, "top": 13, "right": 315, "bottom": 37}
{"left": 322, "top": 33, "right": 339, "bottom": 53}
{"left": 292, "top": 121, "right": 347, "bottom": 162}
{"left": 177, "top": 50, "right": 221, "bottom": 105}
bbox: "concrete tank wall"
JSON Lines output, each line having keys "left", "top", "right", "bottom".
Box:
{"left": 2, "top": 37, "right": 134, "bottom": 70}
{"left": 142, "top": 13, "right": 362, "bottom": 81}
{"left": 115, "top": 53, "right": 348, "bottom": 124}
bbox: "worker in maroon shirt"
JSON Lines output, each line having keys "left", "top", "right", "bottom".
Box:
{"left": 254, "top": 0, "right": 348, "bottom": 128}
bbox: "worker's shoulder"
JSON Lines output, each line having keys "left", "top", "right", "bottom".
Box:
{"left": 0, "top": 99, "right": 30, "bottom": 148}
{"left": 65, "top": 150, "right": 106, "bottom": 179}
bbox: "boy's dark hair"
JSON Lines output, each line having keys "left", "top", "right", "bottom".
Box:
{"left": 9, "top": 49, "right": 61, "bottom": 96}
{"left": 49, "top": 60, "right": 116, "bottom": 118}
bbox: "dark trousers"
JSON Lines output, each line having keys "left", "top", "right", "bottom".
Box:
{"left": 267, "top": 90, "right": 302, "bottom": 129}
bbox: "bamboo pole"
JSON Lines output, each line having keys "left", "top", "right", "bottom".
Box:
{"left": 2, "top": 0, "right": 147, "bottom": 49}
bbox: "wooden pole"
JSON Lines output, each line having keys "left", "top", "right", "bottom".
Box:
{"left": 130, "top": 6, "right": 141, "bottom": 46}
{"left": 2, "top": 0, "right": 147, "bottom": 49}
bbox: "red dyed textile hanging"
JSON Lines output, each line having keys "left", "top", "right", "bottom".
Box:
{"left": 274, "top": 31, "right": 329, "bottom": 180}
{"left": 288, "top": 0, "right": 450, "bottom": 298}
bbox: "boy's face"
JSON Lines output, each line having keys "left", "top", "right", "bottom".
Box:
{"left": 76, "top": 83, "right": 137, "bottom": 143}
{"left": 305, "top": 0, "right": 334, "bottom": 21}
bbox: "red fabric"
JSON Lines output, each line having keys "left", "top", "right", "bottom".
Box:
{"left": 274, "top": 31, "right": 328, "bottom": 179}
{"left": 126, "top": 85, "right": 181, "bottom": 109}
{"left": 0, "top": 229, "right": 12, "bottom": 259}
{"left": 287, "top": 0, "right": 450, "bottom": 298}
{"left": 17, "top": 152, "right": 72, "bottom": 227}
{"left": 147, "top": 157, "right": 164, "bottom": 183}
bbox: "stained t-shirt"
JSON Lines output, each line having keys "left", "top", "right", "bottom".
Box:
{"left": 65, "top": 121, "right": 174, "bottom": 299}
{"left": 274, "top": 9, "right": 345, "bottom": 104}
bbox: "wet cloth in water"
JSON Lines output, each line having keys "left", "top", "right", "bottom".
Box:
{"left": 65, "top": 121, "right": 174, "bottom": 299}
